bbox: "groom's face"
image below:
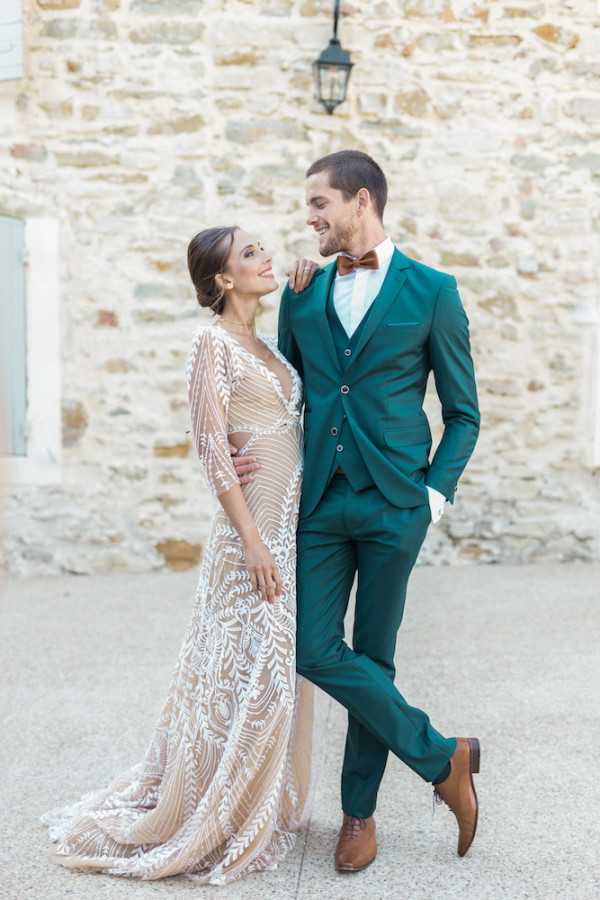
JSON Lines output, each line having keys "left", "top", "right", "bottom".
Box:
{"left": 305, "top": 170, "right": 358, "bottom": 258}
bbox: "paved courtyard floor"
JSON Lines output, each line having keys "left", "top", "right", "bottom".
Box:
{"left": 1, "top": 562, "right": 598, "bottom": 900}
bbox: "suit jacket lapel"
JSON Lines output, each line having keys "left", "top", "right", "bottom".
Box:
{"left": 344, "top": 248, "right": 411, "bottom": 374}
{"left": 309, "top": 260, "right": 340, "bottom": 374}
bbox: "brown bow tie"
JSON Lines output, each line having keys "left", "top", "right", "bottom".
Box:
{"left": 336, "top": 250, "right": 379, "bottom": 276}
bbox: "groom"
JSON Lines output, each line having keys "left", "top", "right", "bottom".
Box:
{"left": 232, "top": 150, "right": 481, "bottom": 871}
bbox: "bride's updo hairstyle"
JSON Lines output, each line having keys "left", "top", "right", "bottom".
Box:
{"left": 187, "top": 225, "right": 239, "bottom": 316}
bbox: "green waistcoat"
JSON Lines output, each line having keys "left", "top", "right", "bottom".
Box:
{"left": 324, "top": 273, "right": 376, "bottom": 492}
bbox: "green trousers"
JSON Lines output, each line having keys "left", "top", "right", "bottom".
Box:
{"left": 296, "top": 474, "right": 457, "bottom": 819}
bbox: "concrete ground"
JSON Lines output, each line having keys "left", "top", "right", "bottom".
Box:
{"left": 1, "top": 562, "right": 599, "bottom": 900}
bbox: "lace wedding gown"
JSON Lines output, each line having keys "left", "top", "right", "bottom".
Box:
{"left": 40, "top": 321, "right": 315, "bottom": 885}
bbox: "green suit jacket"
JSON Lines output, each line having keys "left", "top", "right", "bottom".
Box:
{"left": 277, "top": 247, "right": 481, "bottom": 519}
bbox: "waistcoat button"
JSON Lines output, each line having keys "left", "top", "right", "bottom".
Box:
{"left": 341, "top": 384, "right": 350, "bottom": 394}
{"left": 336, "top": 444, "right": 344, "bottom": 452}
{"left": 330, "top": 426, "right": 338, "bottom": 436}
{"left": 344, "top": 348, "right": 352, "bottom": 356}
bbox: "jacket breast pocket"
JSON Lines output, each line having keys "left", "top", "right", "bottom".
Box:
{"left": 380, "top": 322, "right": 426, "bottom": 354}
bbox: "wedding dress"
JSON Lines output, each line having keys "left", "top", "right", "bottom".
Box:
{"left": 39, "top": 320, "right": 315, "bottom": 885}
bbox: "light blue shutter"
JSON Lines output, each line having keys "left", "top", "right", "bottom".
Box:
{"left": 0, "top": 1, "right": 23, "bottom": 82}
{"left": 0, "top": 216, "right": 27, "bottom": 455}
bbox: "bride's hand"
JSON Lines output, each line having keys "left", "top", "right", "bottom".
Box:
{"left": 287, "top": 258, "right": 319, "bottom": 293}
{"left": 229, "top": 443, "right": 260, "bottom": 485}
{"left": 243, "top": 537, "right": 283, "bottom": 604}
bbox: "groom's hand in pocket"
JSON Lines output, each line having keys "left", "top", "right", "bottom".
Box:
{"left": 287, "top": 258, "right": 319, "bottom": 293}
{"left": 229, "top": 443, "right": 261, "bottom": 485}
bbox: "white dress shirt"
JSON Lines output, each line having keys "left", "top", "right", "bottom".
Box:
{"left": 334, "top": 236, "right": 447, "bottom": 524}
{"left": 334, "top": 235, "right": 396, "bottom": 337}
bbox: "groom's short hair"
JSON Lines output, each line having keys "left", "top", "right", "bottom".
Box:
{"left": 306, "top": 150, "right": 388, "bottom": 221}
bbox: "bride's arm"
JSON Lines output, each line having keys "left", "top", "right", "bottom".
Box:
{"left": 186, "top": 328, "right": 282, "bottom": 603}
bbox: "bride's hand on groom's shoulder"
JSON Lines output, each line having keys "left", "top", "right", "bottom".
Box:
{"left": 287, "top": 258, "right": 320, "bottom": 293}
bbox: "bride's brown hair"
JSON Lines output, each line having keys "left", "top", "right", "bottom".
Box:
{"left": 187, "top": 226, "right": 239, "bottom": 316}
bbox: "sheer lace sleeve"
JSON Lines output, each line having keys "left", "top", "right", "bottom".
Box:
{"left": 185, "top": 326, "right": 240, "bottom": 498}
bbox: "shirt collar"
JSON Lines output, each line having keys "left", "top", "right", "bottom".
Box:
{"left": 373, "top": 235, "right": 395, "bottom": 268}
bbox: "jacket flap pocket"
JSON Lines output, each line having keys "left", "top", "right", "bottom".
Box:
{"left": 384, "top": 422, "right": 431, "bottom": 444}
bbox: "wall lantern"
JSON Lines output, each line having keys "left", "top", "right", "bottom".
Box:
{"left": 313, "top": 0, "right": 353, "bottom": 115}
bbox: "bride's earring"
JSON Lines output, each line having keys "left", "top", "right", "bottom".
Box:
{"left": 216, "top": 273, "right": 234, "bottom": 293}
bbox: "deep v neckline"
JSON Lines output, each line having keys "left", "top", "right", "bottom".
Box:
{"left": 212, "top": 322, "right": 298, "bottom": 407}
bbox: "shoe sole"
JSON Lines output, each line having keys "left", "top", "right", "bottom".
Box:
{"left": 459, "top": 737, "right": 480, "bottom": 857}
{"left": 335, "top": 856, "right": 376, "bottom": 873}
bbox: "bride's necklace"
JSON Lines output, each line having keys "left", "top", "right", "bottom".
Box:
{"left": 220, "top": 317, "right": 255, "bottom": 333}
{"left": 218, "top": 316, "right": 273, "bottom": 363}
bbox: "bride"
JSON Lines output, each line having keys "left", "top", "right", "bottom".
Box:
{"left": 40, "top": 226, "right": 320, "bottom": 885}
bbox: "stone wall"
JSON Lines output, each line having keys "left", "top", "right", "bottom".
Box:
{"left": 1, "top": 0, "right": 599, "bottom": 574}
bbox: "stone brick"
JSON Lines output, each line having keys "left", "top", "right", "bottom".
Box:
{"left": 108, "top": 463, "right": 148, "bottom": 480}
{"left": 440, "top": 251, "right": 480, "bottom": 267}
{"left": 153, "top": 441, "right": 191, "bottom": 458}
{"left": 469, "top": 34, "right": 522, "bottom": 47}
{"left": 247, "top": 181, "right": 274, "bottom": 205}
{"left": 104, "top": 358, "right": 132, "bottom": 373}
{"left": 11, "top": 144, "right": 48, "bottom": 162}
{"left": 39, "top": 99, "right": 73, "bottom": 118}
{"left": 131, "top": 0, "right": 204, "bottom": 12}
{"left": 134, "top": 308, "right": 175, "bottom": 323}
{"left": 96, "top": 309, "right": 119, "bottom": 327}
{"left": 534, "top": 24, "right": 561, "bottom": 43}
{"left": 56, "top": 150, "right": 118, "bottom": 166}
{"left": 149, "top": 259, "right": 174, "bottom": 272}
{"left": 216, "top": 50, "right": 260, "bottom": 66}
{"left": 503, "top": 5, "right": 544, "bottom": 18}
{"left": 148, "top": 114, "right": 205, "bottom": 135}
{"left": 62, "top": 400, "right": 88, "bottom": 447}
{"left": 564, "top": 96, "right": 600, "bottom": 123}
{"left": 375, "top": 33, "right": 394, "bottom": 49}
{"left": 37, "top": 0, "right": 80, "bottom": 8}
{"left": 40, "top": 19, "right": 78, "bottom": 39}
{"left": 299, "top": 0, "right": 321, "bottom": 14}
{"left": 134, "top": 282, "right": 176, "bottom": 299}
{"left": 479, "top": 292, "right": 520, "bottom": 320}
{"left": 225, "top": 119, "right": 305, "bottom": 143}
{"left": 394, "top": 88, "right": 430, "bottom": 118}
{"left": 569, "top": 153, "right": 600, "bottom": 173}
{"left": 155, "top": 539, "right": 203, "bottom": 571}
{"left": 129, "top": 23, "right": 205, "bottom": 44}
{"left": 533, "top": 24, "right": 580, "bottom": 49}
{"left": 472, "top": 5, "right": 490, "bottom": 22}
{"left": 82, "top": 19, "right": 118, "bottom": 40}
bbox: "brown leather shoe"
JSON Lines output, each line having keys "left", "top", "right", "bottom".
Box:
{"left": 433, "top": 737, "right": 480, "bottom": 857}
{"left": 334, "top": 814, "right": 377, "bottom": 872}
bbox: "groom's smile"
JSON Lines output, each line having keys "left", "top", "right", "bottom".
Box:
{"left": 305, "top": 169, "right": 363, "bottom": 259}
